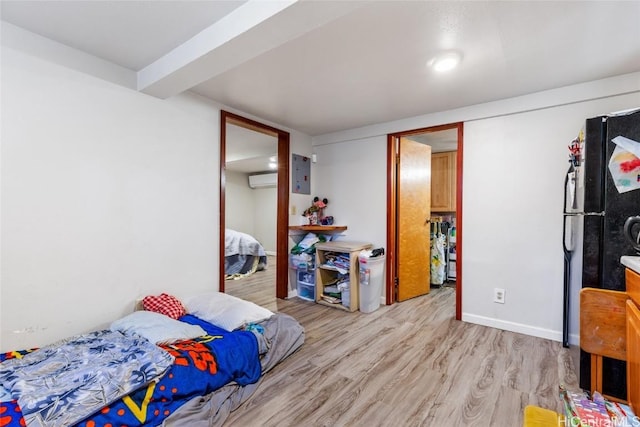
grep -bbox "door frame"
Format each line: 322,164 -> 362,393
386,122 -> 463,320
219,110 -> 290,299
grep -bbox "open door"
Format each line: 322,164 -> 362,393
220,111 -> 290,299
397,137 -> 432,301
387,123 -> 463,318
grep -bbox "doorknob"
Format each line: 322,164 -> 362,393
424,218 -> 431,225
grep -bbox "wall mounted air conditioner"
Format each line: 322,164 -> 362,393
248,173 -> 277,189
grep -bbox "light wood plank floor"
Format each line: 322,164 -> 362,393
226,262 -> 577,426
225,255 -> 278,312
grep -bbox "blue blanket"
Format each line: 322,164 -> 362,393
0,330 -> 174,427
0,315 -> 261,427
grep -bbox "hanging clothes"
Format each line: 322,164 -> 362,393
430,220 -> 446,285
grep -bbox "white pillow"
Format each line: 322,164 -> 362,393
110,310 -> 206,345
184,292 -> 274,332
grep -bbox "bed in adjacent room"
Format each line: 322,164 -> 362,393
0,292 -> 304,427
225,229 -> 269,279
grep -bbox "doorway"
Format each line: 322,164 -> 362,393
219,111 -> 290,300
386,122 -> 463,320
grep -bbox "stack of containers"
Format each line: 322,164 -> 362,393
291,253 -> 315,301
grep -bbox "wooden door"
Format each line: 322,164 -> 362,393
397,137 -> 432,301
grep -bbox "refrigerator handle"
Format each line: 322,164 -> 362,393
563,167 -> 571,254
563,215 -> 570,254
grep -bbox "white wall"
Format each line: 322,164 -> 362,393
224,171 -> 278,253
252,187 -> 277,253
1,47 -> 219,351
313,137 -> 387,247
462,96 -> 639,342
225,170 -> 256,235
224,171 -> 277,253
313,74 -> 640,344
0,29 -> 313,351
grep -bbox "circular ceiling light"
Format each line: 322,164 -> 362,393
428,51 -> 462,72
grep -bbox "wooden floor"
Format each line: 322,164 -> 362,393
225,261 -> 577,426
225,255 -> 279,312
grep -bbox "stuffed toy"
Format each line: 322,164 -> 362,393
303,197 -> 331,225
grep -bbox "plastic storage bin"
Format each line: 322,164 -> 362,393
296,263 -> 316,301
297,282 -> 315,301
342,288 -> 350,309
358,253 -> 386,313
290,253 -> 314,269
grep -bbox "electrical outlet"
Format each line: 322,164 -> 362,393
494,288 -> 505,304
290,205 -> 297,215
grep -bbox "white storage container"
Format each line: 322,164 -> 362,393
358,254 -> 386,313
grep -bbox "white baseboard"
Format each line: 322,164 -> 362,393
265,251 -> 277,256
462,313 -> 579,346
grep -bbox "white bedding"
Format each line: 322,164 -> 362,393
225,229 -> 266,257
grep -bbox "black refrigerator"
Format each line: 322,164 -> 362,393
563,108 -> 640,400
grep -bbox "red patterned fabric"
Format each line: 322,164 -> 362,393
142,293 -> 186,319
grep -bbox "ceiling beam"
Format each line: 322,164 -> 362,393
137,0 -> 363,99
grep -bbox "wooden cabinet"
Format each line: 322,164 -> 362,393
627,268 -> 640,413
431,151 -> 456,212
315,241 -> 372,312
580,265 -> 640,406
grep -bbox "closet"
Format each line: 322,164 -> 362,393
430,217 -> 456,285
430,150 -> 457,285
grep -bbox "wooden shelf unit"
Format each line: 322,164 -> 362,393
288,225 -> 347,234
315,241 -> 372,312
288,225 -> 347,245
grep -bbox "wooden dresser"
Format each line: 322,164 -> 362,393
579,255 -> 640,410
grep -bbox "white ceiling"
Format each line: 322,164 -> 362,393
408,129 -> 458,153
0,1 -> 248,70
2,0 -> 640,138
225,123 -> 278,173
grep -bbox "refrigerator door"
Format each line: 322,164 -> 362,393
602,111 -> 640,291
582,117 -> 606,288
582,111 -> 640,291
